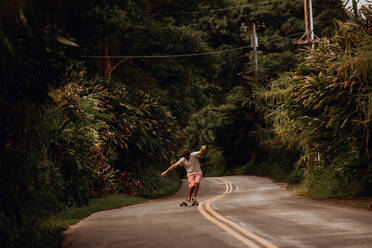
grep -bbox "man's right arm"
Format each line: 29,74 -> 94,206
161,161 -> 180,176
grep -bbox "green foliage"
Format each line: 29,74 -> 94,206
306,153 -> 370,198
185,86 -> 259,170
1,0 -> 365,247
45,194 -> 146,231
1,82 -> 114,247
0,76 -> 180,247
182,0 -> 346,180
0,2 -> 82,245
236,160 -> 304,184
0,0 -> 78,104
201,149 -> 227,177
135,167 -> 181,199
256,5 -> 372,196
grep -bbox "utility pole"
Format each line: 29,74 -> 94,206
251,23 -> 259,86
304,0 -> 314,47
295,0 -> 315,48
306,0 -> 318,161
240,21 -> 260,86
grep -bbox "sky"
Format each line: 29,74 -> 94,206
343,0 -> 370,8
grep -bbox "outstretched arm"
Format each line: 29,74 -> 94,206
161,162 -> 179,176
197,145 -> 207,157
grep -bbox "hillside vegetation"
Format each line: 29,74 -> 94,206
1,0 -> 371,247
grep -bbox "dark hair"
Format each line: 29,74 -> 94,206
182,150 -> 190,161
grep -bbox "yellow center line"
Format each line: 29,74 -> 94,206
198,201 -> 261,248
198,177 -> 279,248
212,178 -> 279,248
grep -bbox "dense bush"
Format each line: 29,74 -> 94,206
0,1 -> 365,247
185,86 -> 259,171
0,77 -> 183,247
256,5 -> 372,197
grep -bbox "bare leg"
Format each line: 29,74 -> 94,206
193,183 -> 200,198
188,185 -> 195,200
193,174 -> 202,199
187,174 -> 195,200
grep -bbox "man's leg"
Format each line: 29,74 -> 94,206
187,174 -> 196,200
192,173 -> 202,198
187,186 -> 194,200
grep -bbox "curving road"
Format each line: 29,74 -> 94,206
63,176 -> 372,248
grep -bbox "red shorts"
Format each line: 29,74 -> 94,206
187,173 -> 202,187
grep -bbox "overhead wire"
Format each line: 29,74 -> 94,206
82,1 -> 302,60
152,1 -> 272,15
82,32 -> 304,60
81,1 -> 296,60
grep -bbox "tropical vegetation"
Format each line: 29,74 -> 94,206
255,4 -> 372,197
1,0 -> 371,247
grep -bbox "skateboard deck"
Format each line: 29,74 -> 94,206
180,201 -> 199,207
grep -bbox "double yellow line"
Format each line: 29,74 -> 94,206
198,178 -> 279,248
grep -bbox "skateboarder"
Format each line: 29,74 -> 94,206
161,145 -> 207,205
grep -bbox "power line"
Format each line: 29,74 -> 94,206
82,32 -> 303,60
151,1 -> 272,15
83,46 -> 250,59
262,32 -> 304,44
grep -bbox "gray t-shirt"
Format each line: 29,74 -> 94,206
176,152 -> 202,176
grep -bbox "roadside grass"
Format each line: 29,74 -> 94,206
227,160 -> 372,211
288,183 -> 372,210
287,182 -> 307,196
135,168 -> 181,198
349,199 -> 372,210
49,194 -> 146,228
40,194 -> 146,248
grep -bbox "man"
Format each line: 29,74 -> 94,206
161,145 -> 207,204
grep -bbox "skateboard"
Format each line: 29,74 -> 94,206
180,201 -> 199,207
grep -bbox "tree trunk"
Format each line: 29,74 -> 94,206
104,40 -> 112,83
97,38 -> 105,77
98,39 -> 129,82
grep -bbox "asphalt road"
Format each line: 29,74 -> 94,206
63,176 -> 372,248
